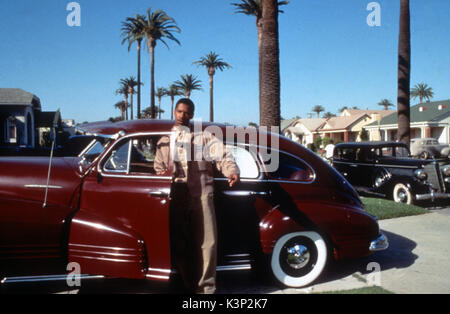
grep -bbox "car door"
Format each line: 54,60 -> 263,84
214,144 -> 268,268
0,156 -> 82,276
332,147 -> 359,185
70,133 -> 173,280
351,147 -> 375,189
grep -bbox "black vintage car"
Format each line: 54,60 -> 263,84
331,141 -> 450,204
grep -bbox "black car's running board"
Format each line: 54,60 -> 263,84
355,186 -> 385,198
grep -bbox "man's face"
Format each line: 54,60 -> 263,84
174,102 -> 193,126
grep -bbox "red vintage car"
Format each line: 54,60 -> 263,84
0,120 -> 388,288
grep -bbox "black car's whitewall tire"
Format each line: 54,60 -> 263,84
393,183 -> 413,204
271,231 -> 327,287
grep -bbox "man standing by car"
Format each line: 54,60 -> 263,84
154,98 -> 240,294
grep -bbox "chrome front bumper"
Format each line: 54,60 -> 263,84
415,192 -> 450,201
369,233 -> 389,252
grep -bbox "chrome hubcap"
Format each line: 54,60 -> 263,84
286,244 -> 310,269
398,189 -> 407,202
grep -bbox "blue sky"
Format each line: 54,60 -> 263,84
1,0 -> 449,126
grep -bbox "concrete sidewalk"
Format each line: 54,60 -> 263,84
281,207 -> 450,294
372,207 -> 450,293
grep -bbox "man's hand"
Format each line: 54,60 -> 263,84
228,173 -> 240,187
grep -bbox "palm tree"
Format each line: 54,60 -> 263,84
155,87 -> 168,119
232,0 -> 289,119
121,14 -> 146,119
411,83 -> 434,104
166,84 -> 183,120
312,105 -> 325,118
338,106 -> 349,114
142,106 -> 153,119
114,100 -> 127,120
140,8 -> 181,119
174,74 -> 202,99
323,112 -> 336,119
378,99 -> 394,110
120,77 -> 140,120
115,84 -> 129,120
193,52 -> 231,122
259,0 -> 282,130
397,0 -> 411,147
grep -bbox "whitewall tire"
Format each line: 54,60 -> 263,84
393,183 -> 413,204
271,231 -> 328,288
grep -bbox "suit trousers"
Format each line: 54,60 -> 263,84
170,183 -> 218,294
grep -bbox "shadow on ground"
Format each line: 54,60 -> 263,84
318,229 -> 417,286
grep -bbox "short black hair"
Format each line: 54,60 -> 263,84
175,98 -> 195,114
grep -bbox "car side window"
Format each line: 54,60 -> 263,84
267,152 -> 313,182
341,148 -> 356,161
102,135 -> 167,175
355,148 -> 366,161
104,139 -> 130,172
226,145 -> 259,179
395,146 -> 409,157
380,147 -> 394,157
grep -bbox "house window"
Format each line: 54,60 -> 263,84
5,118 -> 17,144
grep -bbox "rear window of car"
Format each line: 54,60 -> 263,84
334,148 -> 356,161
267,151 -> 314,182
226,145 -> 259,179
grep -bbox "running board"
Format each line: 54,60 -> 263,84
1,274 -> 104,284
2,265 -> 252,284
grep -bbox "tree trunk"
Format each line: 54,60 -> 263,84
170,96 -> 174,120
260,0 -> 281,132
124,94 -> 129,120
150,41 -> 156,119
137,40 -> 142,119
257,18 -> 263,123
209,74 -> 214,122
158,97 -> 161,119
397,0 -> 411,147
129,87 -> 134,120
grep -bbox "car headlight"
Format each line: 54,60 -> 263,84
442,166 -> 450,177
414,169 -> 428,181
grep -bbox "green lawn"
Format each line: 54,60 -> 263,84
361,197 -> 428,220
318,286 -> 394,294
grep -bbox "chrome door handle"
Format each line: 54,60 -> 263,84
250,191 -> 268,196
149,190 -> 170,197
222,191 -> 268,196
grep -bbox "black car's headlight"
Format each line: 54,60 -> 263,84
414,169 -> 428,181
442,166 -> 450,177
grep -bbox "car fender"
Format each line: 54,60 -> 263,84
258,207 -> 306,254
68,209 -> 147,279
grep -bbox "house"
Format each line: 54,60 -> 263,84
0,88 -> 63,149
282,118 -> 325,146
319,109 -> 395,142
282,109 -> 396,146
364,100 -> 450,143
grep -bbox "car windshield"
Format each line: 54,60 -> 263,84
80,138 -> 111,164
